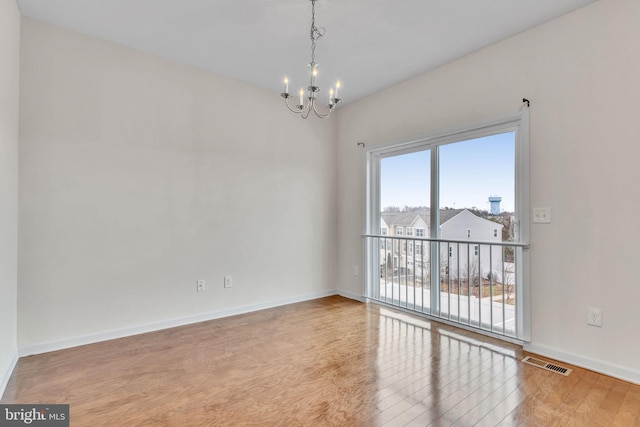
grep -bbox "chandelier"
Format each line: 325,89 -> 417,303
280,0 -> 342,119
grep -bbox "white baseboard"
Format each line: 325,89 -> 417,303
337,289 -> 365,302
524,343 -> 640,385
0,348 -> 19,399
19,290 -> 339,357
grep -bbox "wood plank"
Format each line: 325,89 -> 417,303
611,385 -> 640,426
2,296 -> 639,426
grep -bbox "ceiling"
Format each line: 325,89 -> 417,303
16,0 -> 598,104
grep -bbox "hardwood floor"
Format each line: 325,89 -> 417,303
2,296 -> 639,426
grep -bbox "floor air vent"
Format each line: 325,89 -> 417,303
521,356 -> 572,376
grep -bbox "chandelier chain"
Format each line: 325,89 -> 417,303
309,0 -> 325,67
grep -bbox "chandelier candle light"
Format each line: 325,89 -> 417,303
281,0 -> 342,119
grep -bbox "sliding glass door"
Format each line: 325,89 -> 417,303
365,115 -> 529,340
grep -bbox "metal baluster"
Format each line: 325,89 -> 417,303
381,237 -> 384,301
514,246 -> 518,336
405,239 -> 408,308
391,238 -> 395,304
457,242 -> 461,323
447,242 -> 452,320
489,244 -> 494,332
413,240 -> 416,311
478,244 -> 482,329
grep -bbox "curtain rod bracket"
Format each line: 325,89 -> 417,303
522,98 -> 530,107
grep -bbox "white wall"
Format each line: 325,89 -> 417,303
337,0 -> 640,382
440,211 -> 501,242
18,18 -> 337,351
0,0 -> 20,394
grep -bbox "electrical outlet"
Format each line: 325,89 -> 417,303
587,308 -> 602,327
354,266 -> 360,276
196,280 -> 205,292
224,275 -> 233,288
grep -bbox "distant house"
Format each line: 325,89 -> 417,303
380,209 -> 509,284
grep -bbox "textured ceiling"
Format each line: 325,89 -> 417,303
17,0 -> 599,104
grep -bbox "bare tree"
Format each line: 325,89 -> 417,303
461,257 -> 481,297
503,269 -> 515,304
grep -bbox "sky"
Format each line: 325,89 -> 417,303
380,132 -> 515,212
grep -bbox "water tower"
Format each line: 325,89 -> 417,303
488,196 -> 502,215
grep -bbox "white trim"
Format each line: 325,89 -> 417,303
364,112 -> 525,155
515,107 -> 531,342
365,149 -> 382,300
18,290 -> 338,357
524,343 -> 640,385
337,289 -> 365,302
0,348 -> 19,398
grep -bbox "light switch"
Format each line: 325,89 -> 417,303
532,207 -> 551,223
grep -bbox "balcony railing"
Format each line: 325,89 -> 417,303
363,234 -> 529,338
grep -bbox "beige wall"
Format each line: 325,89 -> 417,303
0,0 -> 20,392
18,18 -> 337,351
337,0 -> 640,382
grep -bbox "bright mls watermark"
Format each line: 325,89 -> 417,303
0,405 -> 68,426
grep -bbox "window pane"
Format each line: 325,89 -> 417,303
380,150 -> 430,212
439,132 -> 515,242
438,132 -> 516,330
379,150 -> 431,311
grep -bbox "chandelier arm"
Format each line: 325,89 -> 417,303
283,96 -> 309,114
301,105 -> 311,119
311,101 -> 332,118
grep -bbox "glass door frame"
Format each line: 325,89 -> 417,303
364,111 -> 531,341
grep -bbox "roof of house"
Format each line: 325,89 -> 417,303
381,208 -> 466,228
